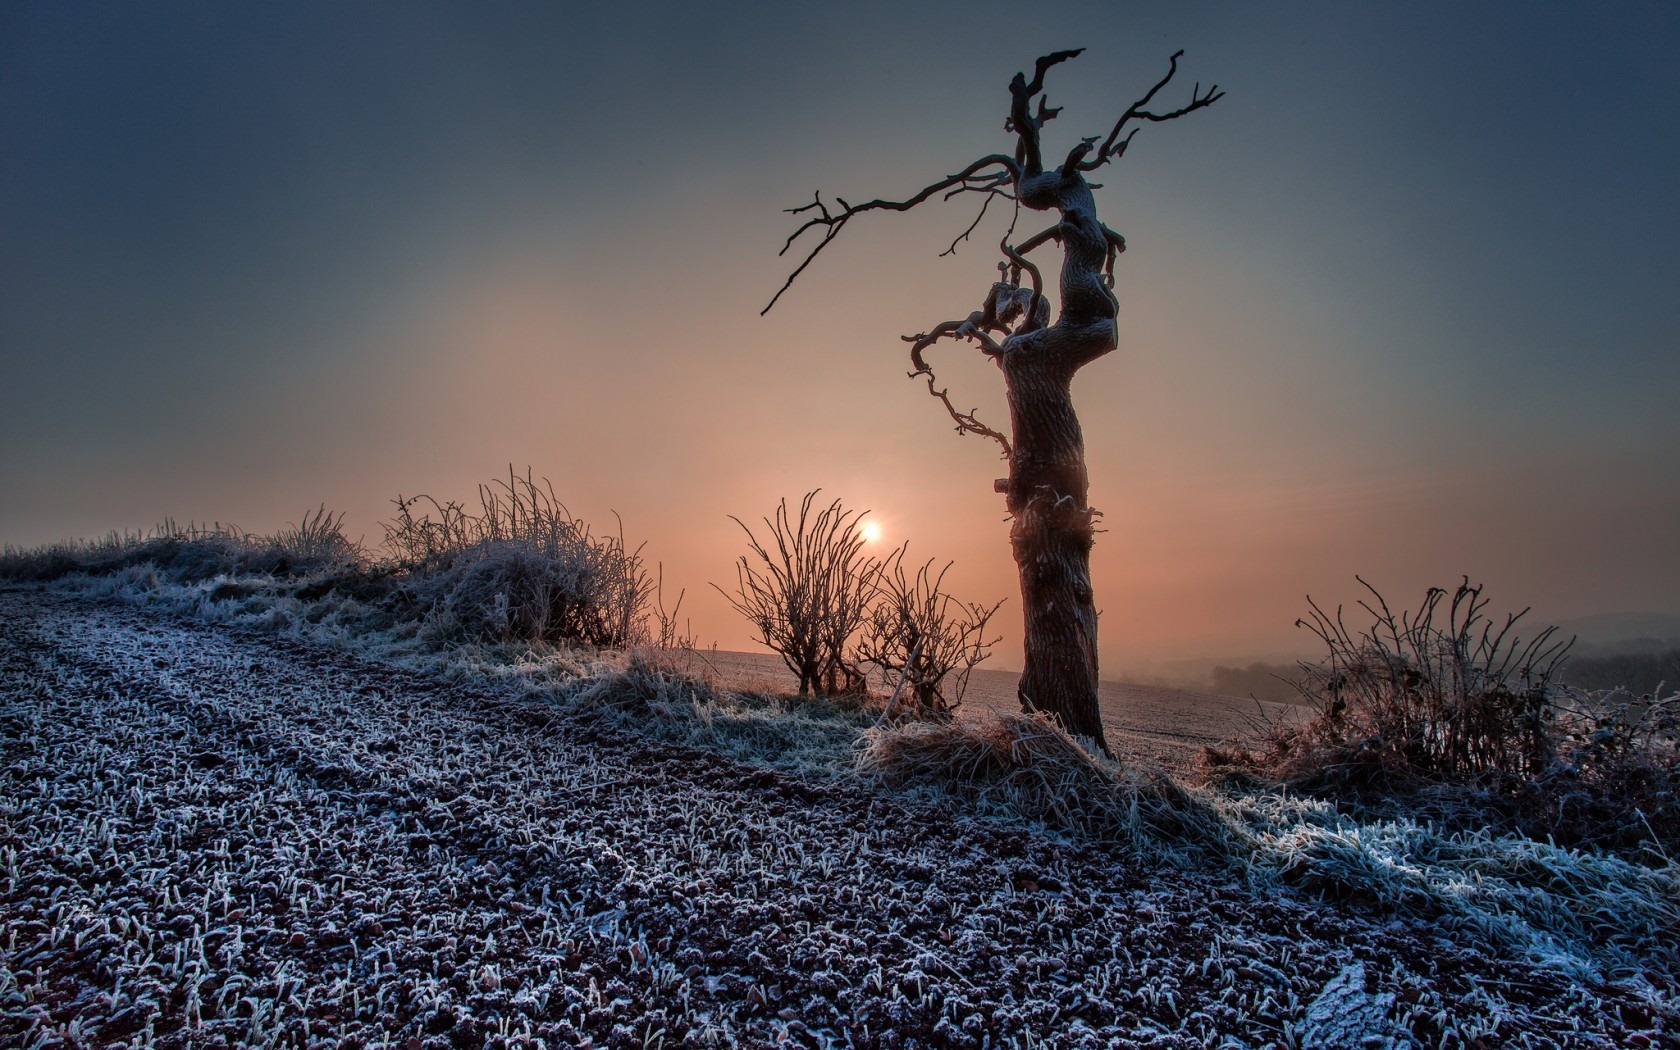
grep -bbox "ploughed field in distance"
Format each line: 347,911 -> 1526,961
0,589 -> 1667,1048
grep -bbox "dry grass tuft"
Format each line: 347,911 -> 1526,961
858,713 -> 1241,861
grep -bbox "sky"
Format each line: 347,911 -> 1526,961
3,1 -> 1677,678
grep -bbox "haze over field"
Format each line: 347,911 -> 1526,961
3,2 -> 1677,674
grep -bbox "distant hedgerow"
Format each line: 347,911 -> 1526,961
0,507 -> 361,583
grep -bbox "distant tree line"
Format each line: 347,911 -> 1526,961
1209,662 -> 1306,705
1558,648 -> 1680,697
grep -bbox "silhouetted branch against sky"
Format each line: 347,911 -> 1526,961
763,49 -> 1221,316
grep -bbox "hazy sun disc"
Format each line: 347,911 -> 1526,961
860,521 -> 882,543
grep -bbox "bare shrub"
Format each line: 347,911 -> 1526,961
1280,577 -> 1571,786
854,549 -> 1002,717
384,468 -> 654,649
715,491 -> 882,696
648,564 -> 695,652
1210,576 -> 1680,856
1531,684 -> 1680,855
381,493 -> 476,571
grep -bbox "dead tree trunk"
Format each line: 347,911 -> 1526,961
766,50 -> 1221,754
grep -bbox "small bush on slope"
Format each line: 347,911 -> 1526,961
853,549 -> 1004,718
1207,577 -> 1680,857
383,469 -> 654,648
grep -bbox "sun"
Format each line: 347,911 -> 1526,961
859,520 -> 882,544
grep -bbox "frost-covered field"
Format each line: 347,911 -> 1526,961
1,590 -> 1671,1048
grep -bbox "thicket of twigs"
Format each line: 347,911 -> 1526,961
714,492 -> 880,697
716,491 -> 1002,712
855,550 -> 1003,718
1205,578 -> 1680,856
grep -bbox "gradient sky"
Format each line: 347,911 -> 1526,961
4,2 -> 1677,676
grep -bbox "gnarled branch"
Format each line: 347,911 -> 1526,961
1082,50 -> 1223,172
902,323 -> 1011,456
916,370 -> 1011,456
1006,48 -> 1085,176
762,154 -> 1019,314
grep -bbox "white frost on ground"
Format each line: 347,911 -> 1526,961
1298,962 -> 1397,1049
1,587 -> 1672,1048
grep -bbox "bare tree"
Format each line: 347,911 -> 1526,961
765,50 -> 1222,752
716,491 -> 882,696
854,549 -> 1004,717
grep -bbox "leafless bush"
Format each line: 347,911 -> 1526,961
244,506 -> 364,576
854,549 -> 1002,717
381,493 -> 475,571
1205,577 -> 1680,855
1280,577 -> 1571,785
1534,684 -> 1680,854
715,491 -> 881,696
383,468 -> 654,648
649,563 -> 695,651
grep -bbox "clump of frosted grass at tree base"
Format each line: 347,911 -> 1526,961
856,711 -> 1243,864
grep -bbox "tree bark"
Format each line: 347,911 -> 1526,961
1000,179 -> 1116,753
1003,358 -> 1105,747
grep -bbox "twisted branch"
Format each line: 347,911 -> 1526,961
762,155 -> 1019,314
1007,48 -> 1085,176
917,370 -> 1011,456
902,322 -> 1011,456
764,50 -> 1220,316
1081,50 -> 1224,172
